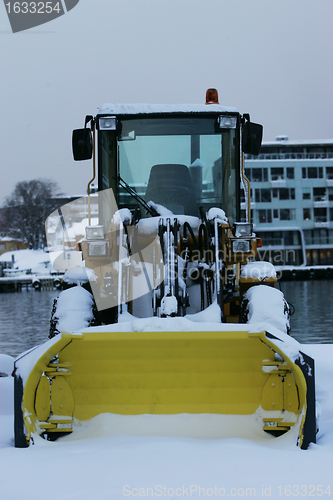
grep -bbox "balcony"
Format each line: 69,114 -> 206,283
314,218 -> 330,228
313,199 -> 329,208
270,179 -> 287,188
253,152 -> 333,160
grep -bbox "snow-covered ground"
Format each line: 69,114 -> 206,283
0,342 -> 332,499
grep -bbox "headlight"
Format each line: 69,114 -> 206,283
99,116 -> 117,130
232,239 -> 251,253
87,241 -> 108,256
218,115 -> 237,129
85,225 -> 104,240
233,222 -> 253,238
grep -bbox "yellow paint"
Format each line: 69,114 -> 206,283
23,329 -> 307,447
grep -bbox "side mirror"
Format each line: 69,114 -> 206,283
72,128 -> 93,161
242,121 -> 263,155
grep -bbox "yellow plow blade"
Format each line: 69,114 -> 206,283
14,329 -> 315,449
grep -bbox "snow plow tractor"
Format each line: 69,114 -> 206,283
14,89 -> 317,449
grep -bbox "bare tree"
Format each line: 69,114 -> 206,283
3,179 -> 62,248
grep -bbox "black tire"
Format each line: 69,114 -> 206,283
49,286 -> 101,339
239,285 -> 291,335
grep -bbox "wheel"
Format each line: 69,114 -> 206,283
49,286 -> 100,339
239,285 -> 291,335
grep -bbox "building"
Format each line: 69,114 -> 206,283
243,137 -> 333,267
0,236 -> 27,256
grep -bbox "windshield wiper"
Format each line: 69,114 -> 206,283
115,175 -> 160,217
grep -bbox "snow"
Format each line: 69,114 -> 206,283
147,201 -> 174,217
190,158 -> 205,168
0,280 -> 332,498
206,207 -> 228,224
0,343 -> 332,499
112,208 -> 132,225
241,261 -> 277,279
62,266 -> 97,286
84,302 -> 250,335
14,336 -> 61,385
52,286 -> 96,335
138,215 -> 201,232
0,249 -> 53,275
244,285 -> 289,334
0,354 -> 14,377
98,103 -> 238,116
160,295 -> 178,316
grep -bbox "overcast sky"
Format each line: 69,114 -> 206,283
1,0 -> 333,205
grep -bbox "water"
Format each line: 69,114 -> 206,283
279,280 -> 333,344
0,289 -> 59,357
0,281 -> 332,358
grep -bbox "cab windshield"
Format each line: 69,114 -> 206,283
99,115 -> 239,225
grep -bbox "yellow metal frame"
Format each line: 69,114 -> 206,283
22,329 -> 308,447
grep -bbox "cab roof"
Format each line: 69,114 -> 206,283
97,103 -> 238,116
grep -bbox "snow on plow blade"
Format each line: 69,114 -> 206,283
14,329 -> 316,449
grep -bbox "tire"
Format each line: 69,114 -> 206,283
239,285 -> 291,335
49,286 -> 101,339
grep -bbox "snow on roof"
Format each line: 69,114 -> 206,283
97,103 -> 238,115
262,137 -> 333,147
0,249 -> 51,270
0,236 -> 21,242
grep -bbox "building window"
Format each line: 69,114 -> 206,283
279,188 -> 295,200
326,166 -> 333,180
280,188 -> 289,200
240,209 -> 253,222
303,230 -> 312,245
252,168 -> 261,181
280,209 -> 291,220
255,189 -> 259,203
240,188 -> 253,203
313,187 -> 326,202
286,167 -> 294,179
261,188 -> 271,202
240,188 -> 245,203
302,166 -> 323,179
273,209 -> 279,219
303,189 -> 311,200
309,228 -> 329,244
271,167 -> 284,180
308,167 -> 318,179
304,229 -> 333,246
306,248 -> 333,266
272,188 -> 278,198
314,207 -> 327,223
329,188 -> 333,201
258,209 -> 272,223
303,208 -> 311,220
244,168 -> 251,181
251,168 -> 268,182
330,208 -> 333,222
255,188 -> 271,203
